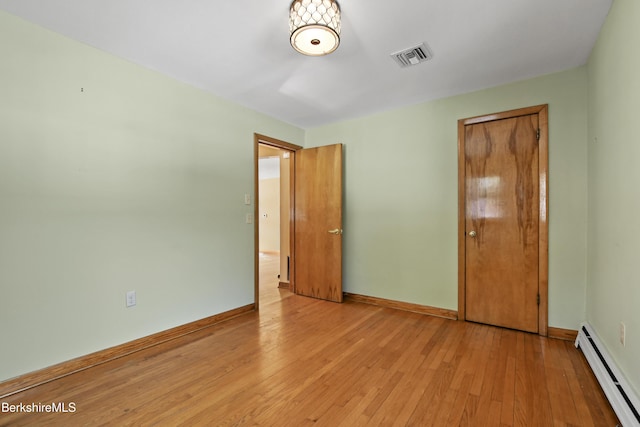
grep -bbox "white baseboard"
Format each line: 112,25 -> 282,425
575,322 -> 640,426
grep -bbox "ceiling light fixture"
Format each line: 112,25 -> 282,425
289,0 -> 341,56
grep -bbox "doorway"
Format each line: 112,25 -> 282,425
457,105 -> 548,335
254,135 -> 345,308
254,134 -> 301,310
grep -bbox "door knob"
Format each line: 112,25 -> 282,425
468,230 -> 477,237
328,229 -> 343,235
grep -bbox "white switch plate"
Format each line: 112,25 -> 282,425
246,213 -> 253,224
126,290 -> 136,307
620,322 -> 626,347
244,194 -> 251,205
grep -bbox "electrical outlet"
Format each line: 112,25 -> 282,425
246,213 -> 253,224
126,290 -> 136,308
619,322 -> 626,347
244,194 -> 251,205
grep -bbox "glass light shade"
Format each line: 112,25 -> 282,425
289,0 -> 341,56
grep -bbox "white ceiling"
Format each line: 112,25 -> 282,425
0,0 -> 612,129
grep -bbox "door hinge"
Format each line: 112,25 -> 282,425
537,294 -> 540,305
536,129 -> 540,140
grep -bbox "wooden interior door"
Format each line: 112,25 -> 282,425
294,144 -> 343,302
459,106 -> 548,333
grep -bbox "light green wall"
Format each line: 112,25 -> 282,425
587,0 -> 640,397
306,67 -> 589,329
0,11 -> 304,381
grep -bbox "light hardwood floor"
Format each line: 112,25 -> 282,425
0,253 -> 618,426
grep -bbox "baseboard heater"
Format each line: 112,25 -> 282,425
575,323 -> 640,426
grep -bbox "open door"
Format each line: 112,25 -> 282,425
294,144 -> 343,302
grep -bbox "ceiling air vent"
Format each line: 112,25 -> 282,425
390,43 -> 433,68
